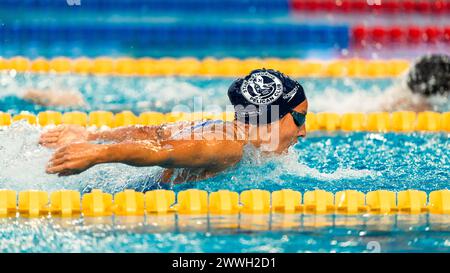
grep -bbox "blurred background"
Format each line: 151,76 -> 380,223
0,0 -> 449,59
0,1 -> 448,255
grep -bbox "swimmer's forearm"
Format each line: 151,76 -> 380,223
95,140 -> 243,169
96,142 -> 171,167
87,126 -> 169,142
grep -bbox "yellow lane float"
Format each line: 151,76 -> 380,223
145,190 -> 175,214
12,112 -> 37,125
18,190 -> 49,217
38,111 -> 63,127
0,112 -> 12,126
209,190 -> 240,214
0,57 -> 412,78
177,189 -> 208,214
113,189 -> 145,216
366,190 -> 397,214
62,111 -> 89,126
50,190 -> 81,217
240,189 -> 271,214
2,111 -> 448,132
81,189 -> 113,217
0,189 -> 448,218
89,111 -> 115,128
0,190 -> 17,217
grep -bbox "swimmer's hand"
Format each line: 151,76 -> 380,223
39,125 -> 89,148
46,143 -> 106,176
23,89 -> 87,108
46,139 -> 244,176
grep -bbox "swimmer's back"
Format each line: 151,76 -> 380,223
170,119 -> 236,140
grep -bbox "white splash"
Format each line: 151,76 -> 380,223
0,121 -> 162,193
236,144 -> 377,185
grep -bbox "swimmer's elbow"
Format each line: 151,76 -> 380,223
202,141 -> 243,168
160,140 -> 243,169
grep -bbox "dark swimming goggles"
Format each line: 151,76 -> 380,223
290,110 -> 307,127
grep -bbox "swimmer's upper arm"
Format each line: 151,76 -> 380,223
160,139 -> 244,169
101,139 -> 244,170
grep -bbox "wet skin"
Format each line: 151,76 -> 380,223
40,100 -> 308,182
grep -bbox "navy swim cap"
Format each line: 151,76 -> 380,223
227,68 -> 306,125
407,54 -> 450,97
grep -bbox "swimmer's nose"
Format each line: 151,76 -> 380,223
297,125 -> 306,138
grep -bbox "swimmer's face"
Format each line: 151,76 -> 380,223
274,100 -> 308,153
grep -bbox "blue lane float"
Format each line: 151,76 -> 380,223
0,0 -> 290,15
0,23 -> 349,58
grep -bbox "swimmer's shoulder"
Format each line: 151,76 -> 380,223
199,120 -> 242,140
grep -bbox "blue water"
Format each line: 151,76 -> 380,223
0,214 -> 449,253
0,73 -> 449,253
1,72 -> 448,115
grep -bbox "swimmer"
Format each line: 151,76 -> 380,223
39,69 -> 308,182
382,53 -> 449,112
22,88 -> 87,108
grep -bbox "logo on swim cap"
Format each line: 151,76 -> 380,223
240,71 -> 283,105
282,85 -> 298,102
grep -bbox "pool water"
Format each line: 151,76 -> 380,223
0,72 -> 449,253
1,71 -> 449,115
0,214 -> 449,253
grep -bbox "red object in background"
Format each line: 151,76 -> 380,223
337,0 -> 350,13
389,27 -> 405,43
425,27 -> 441,43
415,0 -> 431,13
317,0 -> 335,12
349,0 -> 366,12
290,0 -> 450,14
402,0 -> 416,13
352,26 -> 367,44
290,0 -> 304,10
431,0 -> 447,13
371,27 -> 386,43
351,25 -> 450,45
370,1 -> 382,14
408,26 -> 423,43
304,0 -> 319,11
444,27 -> 450,42
381,0 -> 400,14
290,0 -> 318,11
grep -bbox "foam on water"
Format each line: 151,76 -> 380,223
0,122 -> 379,194
270,145 -> 377,181
0,72 -> 230,114
0,121 -> 163,193
175,131 -> 449,193
0,122 -> 448,195
0,73 -> 448,195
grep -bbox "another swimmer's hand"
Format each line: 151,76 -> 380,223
39,125 -> 90,148
23,89 -> 87,107
46,143 -> 107,176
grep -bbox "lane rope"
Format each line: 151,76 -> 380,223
1,189 -> 448,217
1,110 -> 449,132
0,57 -> 410,77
